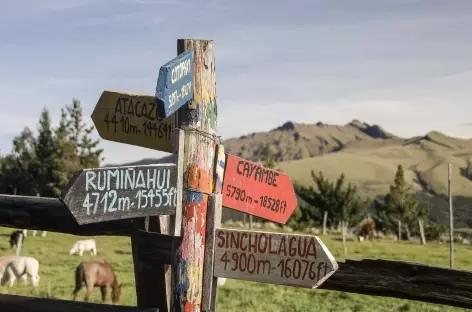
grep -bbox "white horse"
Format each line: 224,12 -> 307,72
69,239 -> 97,256
0,256 -> 40,287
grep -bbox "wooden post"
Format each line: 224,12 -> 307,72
201,194 -> 222,312
341,220 -> 347,257
130,130 -> 184,311
418,219 -> 426,245
172,39 -> 217,312
323,211 -> 328,235
448,163 -> 454,269
33,193 -> 39,237
131,217 -> 172,310
398,220 -> 402,241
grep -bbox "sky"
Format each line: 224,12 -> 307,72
1,0 -> 472,164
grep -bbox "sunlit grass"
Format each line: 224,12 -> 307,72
0,225 -> 470,311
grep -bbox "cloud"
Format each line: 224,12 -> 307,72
2,0 -> 472,164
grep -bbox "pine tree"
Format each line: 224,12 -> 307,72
31,109 -> 63,197
260,143 -> 278,170
66,99 -> 103,169
375,164 -> 424,238
295,171 -> 368,229
0,127 -> 38,195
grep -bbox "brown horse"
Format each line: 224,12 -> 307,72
358,217 -> 376,241
72,259 -> 122,304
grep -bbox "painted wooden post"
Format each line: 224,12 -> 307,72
172,39 -> 217,312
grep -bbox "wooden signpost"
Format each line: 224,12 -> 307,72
221,154 -> 298,224
91,90 -> 175,152
61,164 -> 178,225
155,50 -> 194,118
212,229 -> 338,288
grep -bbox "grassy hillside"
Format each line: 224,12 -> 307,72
113,119 -> 472,227
0,226 -> 470,311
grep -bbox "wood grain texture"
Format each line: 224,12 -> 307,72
201,194 -> 222,312
0,293 -> 158,312
0,194 -> 142,236
172,39 -> 217,312
131,217 -> 176,311
92,90 -> 175,153
61,164 -> 178,225
320,259 -> 472,310
171,129 -> 185,237
213,229 -> 338,288
212,145 -> 225,194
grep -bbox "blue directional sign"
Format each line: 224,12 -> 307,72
155,50 -> 194,118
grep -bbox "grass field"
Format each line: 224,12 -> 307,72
0,225 -> 471,312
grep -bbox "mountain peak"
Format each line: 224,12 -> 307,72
272,121 -> 296,131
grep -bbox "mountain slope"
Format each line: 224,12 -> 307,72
110,120 -> 472,198
223,119 -> 403,162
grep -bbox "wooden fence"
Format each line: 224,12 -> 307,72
1,194 -> 472,311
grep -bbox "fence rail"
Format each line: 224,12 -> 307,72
0,294 -> 159,312
322,259 -> 472,309
1,193 -> 472,310
0,194 -> 144,236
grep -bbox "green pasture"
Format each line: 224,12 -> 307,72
0,225 -> 471,311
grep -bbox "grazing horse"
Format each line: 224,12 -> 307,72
72,259 -> 122,304
358,218 -> 376,241
9,230 -> 25,249
0,256 -> 40,287
69,239 -> 97,256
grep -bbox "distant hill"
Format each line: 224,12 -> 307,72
109,119 -> 472,228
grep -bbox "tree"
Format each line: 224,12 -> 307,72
0,98 -> 104,197
65,99 -> 103,169
0,127 -> 37,195
260,143 -> 278,170
295,171 -> 369,230
375,164 -> 426,239
30,108 -> 64,197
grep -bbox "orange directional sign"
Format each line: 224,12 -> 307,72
222,154 -> 297,224
91,90 -> 175,153
213,229 -> 338,288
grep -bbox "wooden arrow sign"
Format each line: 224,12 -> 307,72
155,50 -> 194,118
222,154 -> 297,224
91,90 -> 175,153
61,164 -> 178,225
213,229 -> 338,288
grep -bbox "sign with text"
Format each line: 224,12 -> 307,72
213,229 -> 338,288
91,90 -> 175,153
61,164 -> 178,225
155,50 -> 194,118
222,154 -> 297,224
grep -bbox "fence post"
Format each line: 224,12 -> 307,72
448,163 -> 454,269
323,211 -> 328,235
418,219 -> 426,245
172,39 -> 217,312
398,220 -> 401,241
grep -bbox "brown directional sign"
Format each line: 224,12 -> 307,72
60,164 -> 178,225
91,90 -> 175,152
213,229 -> 338,288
